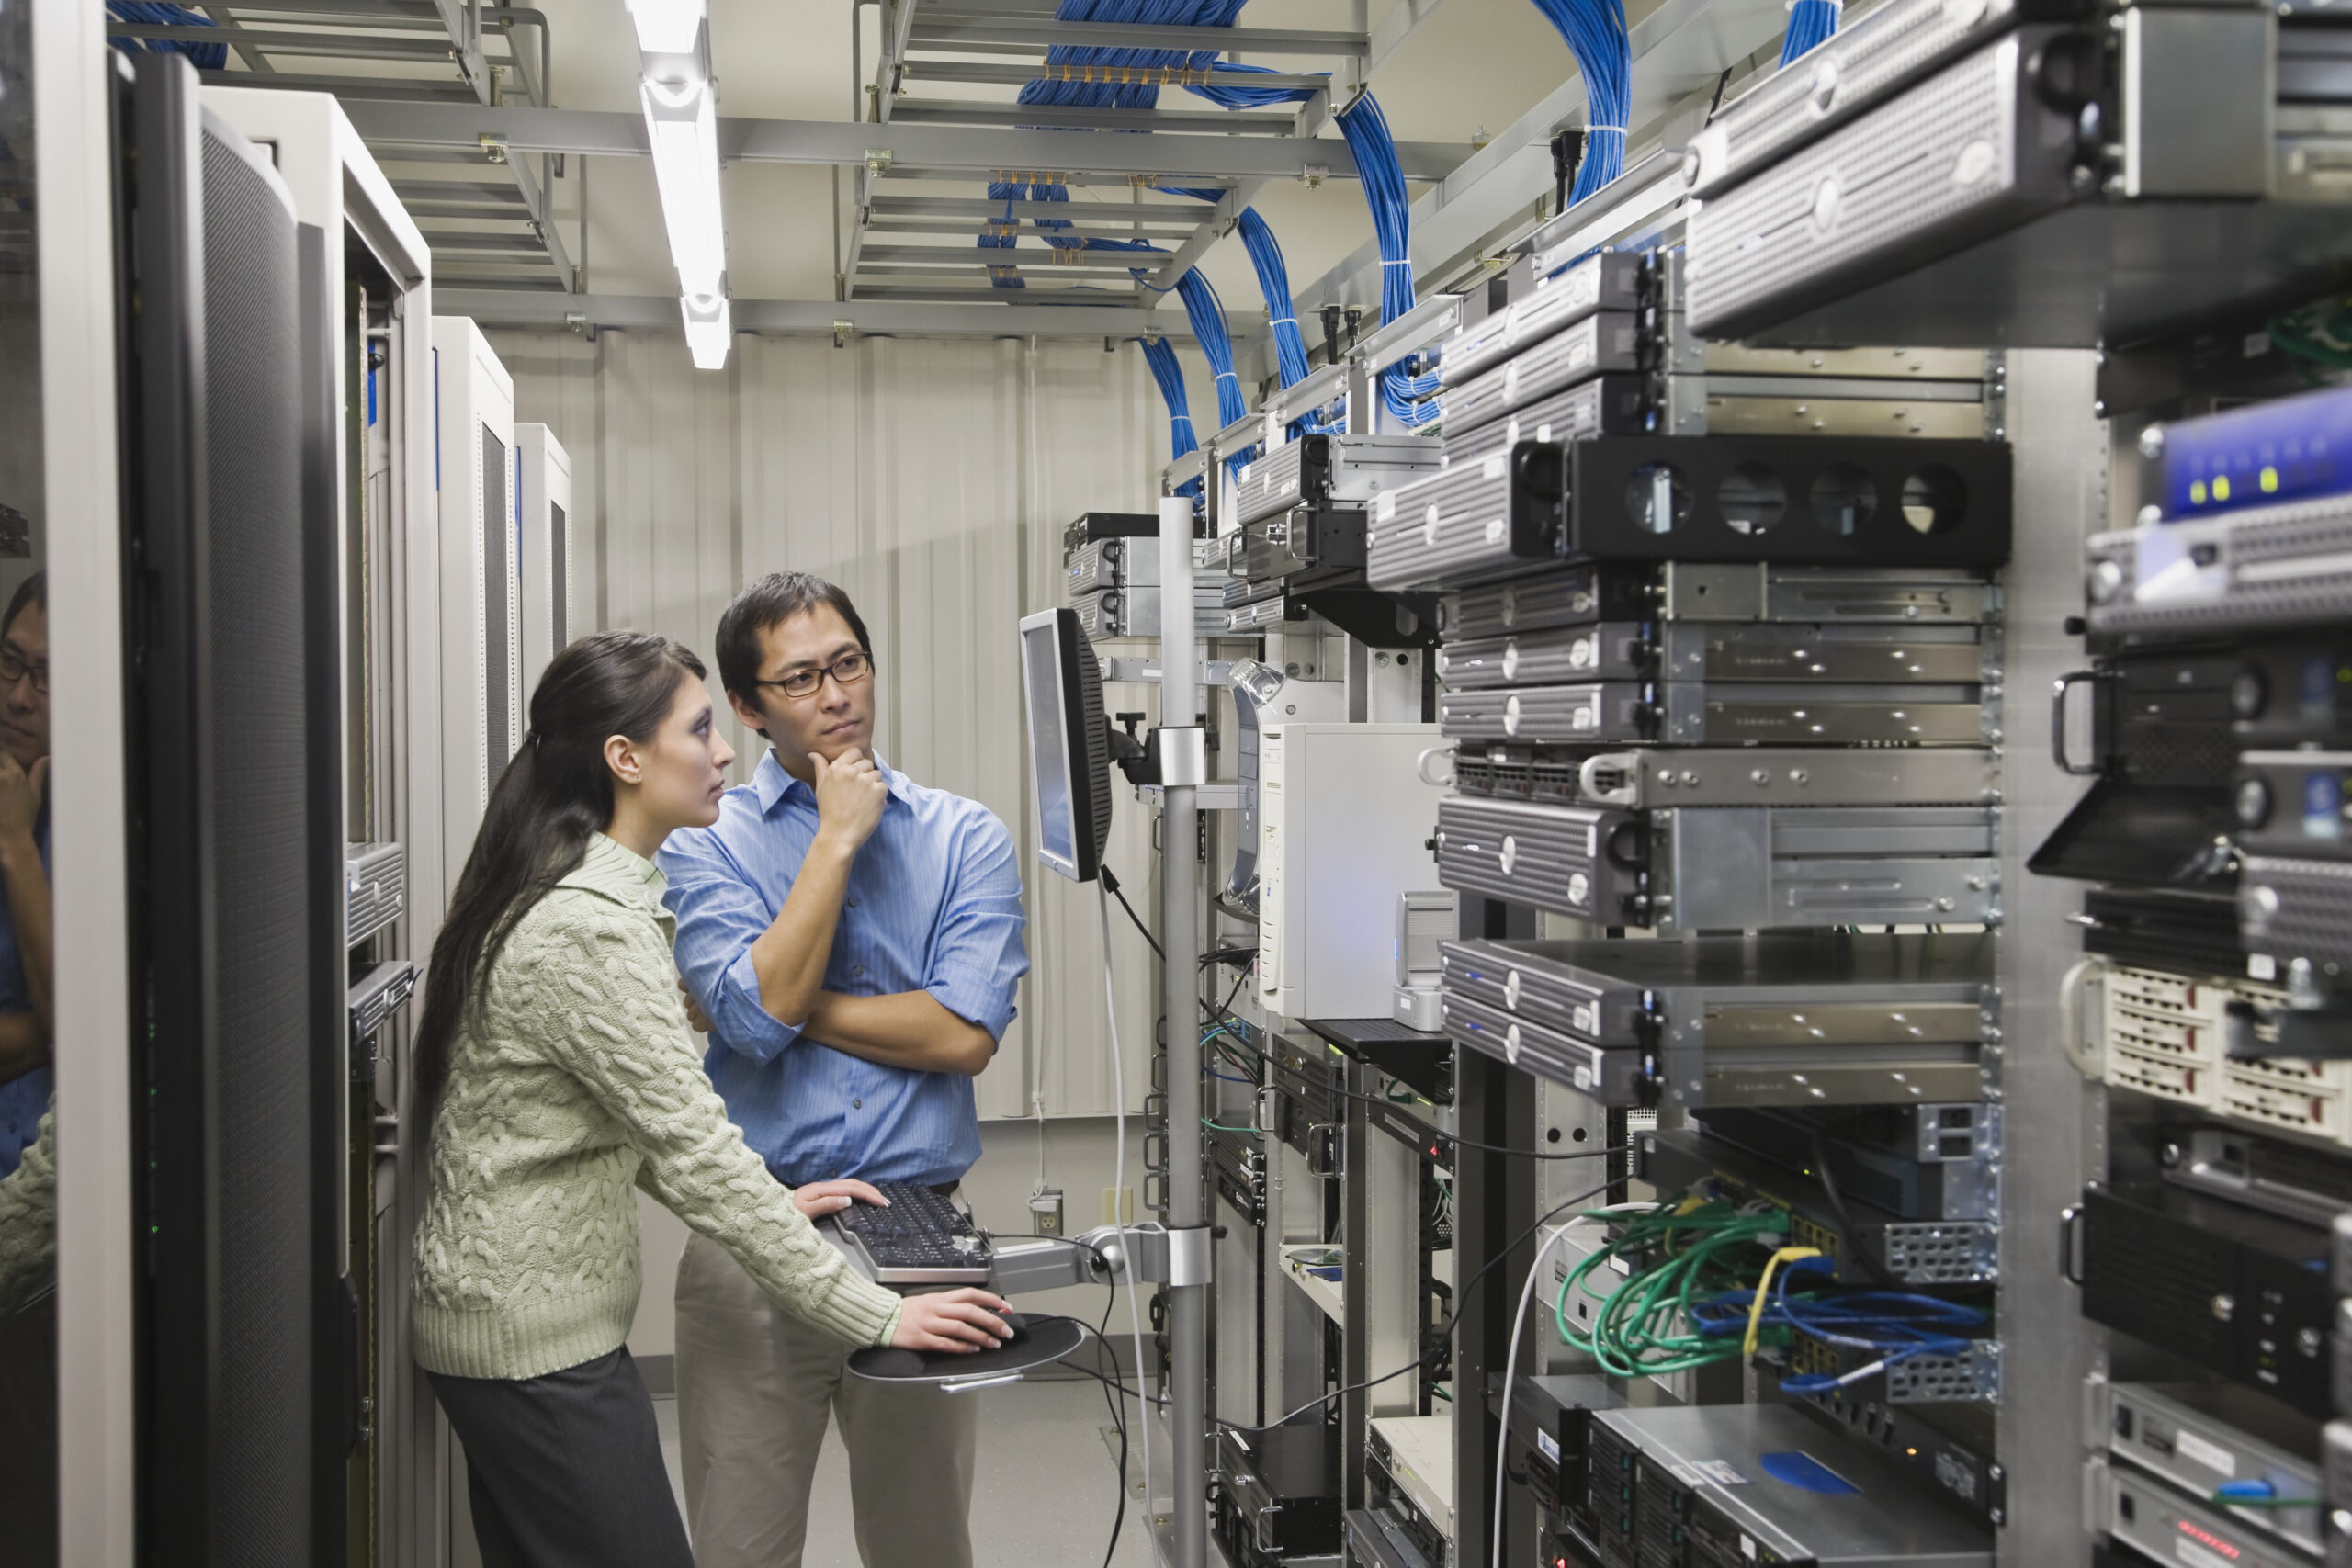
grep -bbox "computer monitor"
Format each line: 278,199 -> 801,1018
1018,606 -> 1114,882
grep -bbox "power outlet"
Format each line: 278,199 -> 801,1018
1030,1187 -> 1065,1237
1102,1186 -> 1135,1225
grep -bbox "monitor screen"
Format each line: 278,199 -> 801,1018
1019,606 -> 1110,882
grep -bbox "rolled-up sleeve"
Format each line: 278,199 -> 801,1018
924,811 -> 1030,1042
660,829 -> 804,1066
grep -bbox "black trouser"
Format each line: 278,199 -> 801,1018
427,1347 -> 695,1568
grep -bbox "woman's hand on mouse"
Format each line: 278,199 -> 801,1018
890,1288 -> 1014,1353
789,1178 -> 886,1222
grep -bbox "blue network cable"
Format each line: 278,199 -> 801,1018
1139,335 -> 1204,498
1237,209 -> 1311,389
1335,94 -> 1442,428
107,2 -> 227,69
1689,1257 -> 1987,1393
1527,0 -> 1633,204
1781,0 -> 1841,64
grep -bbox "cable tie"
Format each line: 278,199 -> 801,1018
1271,317 -> 1297,329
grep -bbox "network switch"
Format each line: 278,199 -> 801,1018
1779,1382 -> 2004,1523
1439,678 -> 1989,746
2146,381 -> 2352,523
1433,795 -> 2000,930
1692,1103 -> 2000,1224
1448,743 -> 1998,811
1644,1125 -> 2001,1286
1439,251 -> 1645,389
1443,932 -> 1993,1109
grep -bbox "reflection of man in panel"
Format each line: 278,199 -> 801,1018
0,573 -> 53,1179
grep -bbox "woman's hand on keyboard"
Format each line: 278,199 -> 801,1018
891,1289 -> 1014,1353
791,1178 -> 886,1222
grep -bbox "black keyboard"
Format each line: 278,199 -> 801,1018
823,1180 -> 994,1284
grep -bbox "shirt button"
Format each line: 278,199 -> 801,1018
853,1099 -> 863,1110
852,964 -> 865,978
847,897 -> 858,908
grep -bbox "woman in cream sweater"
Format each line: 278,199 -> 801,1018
410,631 -> 1011,1568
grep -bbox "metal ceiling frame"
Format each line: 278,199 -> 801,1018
839,0 -> 1448,308
435,286 -> 1203,340
332,100 -> 1468,180
108,0 -> 579,291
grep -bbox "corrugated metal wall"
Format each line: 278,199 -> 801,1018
485,326 -> 1178,1121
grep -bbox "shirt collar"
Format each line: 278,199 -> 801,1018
559,832 -> 670,911
753,748 -> 918,815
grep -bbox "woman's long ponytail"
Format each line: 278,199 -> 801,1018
411,631 -> 707,1130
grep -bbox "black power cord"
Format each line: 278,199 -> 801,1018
1042,1176 -> 1625,1438
1810,1130 -> 1903,1290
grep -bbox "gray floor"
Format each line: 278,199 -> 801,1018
650,1379 -> 1161,1567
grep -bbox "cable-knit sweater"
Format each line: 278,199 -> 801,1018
412,833 -> 904,1380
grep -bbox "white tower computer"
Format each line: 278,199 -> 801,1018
514,422 -> 573,702
432,316 -> 520,859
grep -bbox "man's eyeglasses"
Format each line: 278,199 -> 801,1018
754,650 -> 872,702
0,649 -> 47,696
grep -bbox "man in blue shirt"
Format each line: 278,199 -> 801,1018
0,573 -> 54,1180
661,571 -> 1028,1568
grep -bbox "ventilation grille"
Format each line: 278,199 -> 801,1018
201,118 -> 314,1563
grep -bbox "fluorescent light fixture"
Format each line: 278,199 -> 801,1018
639,76 -> 727,299
624,0 -> 704,54
681,291 -> 732,371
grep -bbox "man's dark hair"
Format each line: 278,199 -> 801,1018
716,572 -> 874,704
2,573 -> 44,639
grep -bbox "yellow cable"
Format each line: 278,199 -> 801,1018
1743,1247 -> 1822,1359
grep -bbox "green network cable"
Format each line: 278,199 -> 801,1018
1553,1199 -> 1787,1381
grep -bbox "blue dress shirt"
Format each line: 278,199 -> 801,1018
660,750 -> 1029,1189
0,813 -> 51,1179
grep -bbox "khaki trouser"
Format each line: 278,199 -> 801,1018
673,1230 -> 979,1568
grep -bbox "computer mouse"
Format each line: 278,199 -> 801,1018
996,1310 -> 1031,1347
